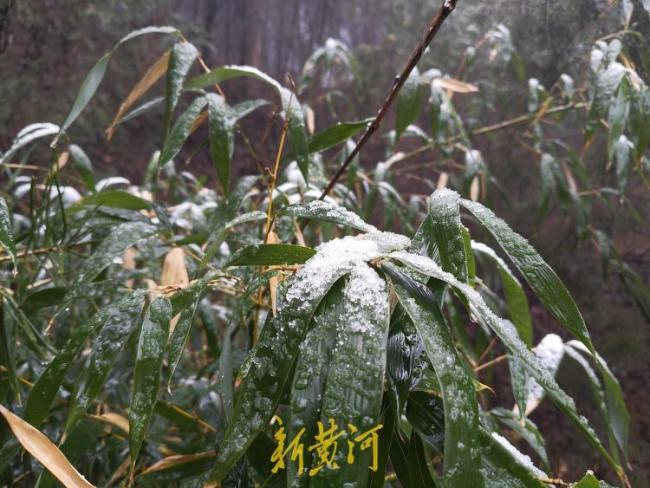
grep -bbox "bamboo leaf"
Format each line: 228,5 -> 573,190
426,188 -> 468,282
472,241 -> 533,347
280,200 -> 377,233
129,296 -> 172,465
566,340 -> 629,460
287,280 -> 344,485
207,238 -> 361,482
137,452 -> 215,486
206,94 -> 234,194
186,65 -> 311,179
0,404 -> 95,488
228,244 -> 316,267
310,264 -> 390,487
1,123 -> 59,164
106,50 -> 171,140
396,67 -> 422,141
53,26 -> 179,145
460,198 -> 594,353
164,42 -> 199,131
388,251 -> 626,484
384,263 -> 483,487
64,293 -> 146,432
0,197 -> 16,270
158,96 -> 207,168
308,119 -> 371,153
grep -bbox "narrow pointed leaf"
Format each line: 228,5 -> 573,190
384,263 -> 483,488
461,199 -> 594,353
106,49 -> 170,140
0,405 -> 95,488
280,200 -> 377,233
308,119 -> 371,153
65,293 -> 146,432
228,244 -> 316,267
129,296 -> 172,465
158,96 -> 207,167
427,189 -> 468,282
0,197 -> 16,269
396,67 -> 422,141
310,264 -> 390,487
207,237 -> 370,482
287,280 -> 345,485
389,251 -> 625,482
472,241 -> 533,347
53,26 -> 179,145
1,123 -> 59,164
206,94 -> 234,193
164,42 -> 199,130
566,340 -> 629,460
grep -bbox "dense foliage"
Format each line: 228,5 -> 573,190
0,1 -> 648,487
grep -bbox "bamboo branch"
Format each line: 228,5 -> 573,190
318,0 -> 460,200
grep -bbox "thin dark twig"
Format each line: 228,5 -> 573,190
318,0 -> 460,200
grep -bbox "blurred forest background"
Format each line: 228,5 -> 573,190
0,0 -> 648,484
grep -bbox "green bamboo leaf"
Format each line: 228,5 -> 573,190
70,221 -> 157,290
186,65 -> 311,180
407,432 -> 439,488
389,251 -> 625,483
0,197 -> 16,270
120,96 -> 164,125
26,292 -> 145,428
571,471 -> 615,487
68,144 -> 95,191
472,241 -> 532,347
630,86 -> 650,160
479,428 -> 548,487
65,292 -> 146,432
460,198 -> 594,353
310,264 -> 390,487
384,263 -> 482,487
207,239 -> 360,482
200,176 -> 259,267
405,391 -> 445,453
308,119 -> 371,153
280,200 -> 377,233
164,42 -> 199,131
167,300 -> 199,389
207,94 -> 234,194
287,279 -> 345,486
614,135 -> 633,194
52,26 -> 179,145
136,452 -> 216,486
0,123 -> 59,164
396,67 -> 422,141
426,189 -> 468,282
77,189 -> 152,210
566,340 -> 629,460
129,296 -> 172,465
490,407 -> 549,471
538,153 -> 556,220
228,243 -> 316,267
607,79 -> 630,162
158,96 -> 207,168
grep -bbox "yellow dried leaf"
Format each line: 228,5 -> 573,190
436,172 -> 449,190
141,451 -> 215,475
0,404 -> 95,488
161,248 -> 190,335
470,176 -> 480,202
88,412 -> 129,434
434,77 -> 479,94
267,231 -> 280,317
106,50 -> 171,140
